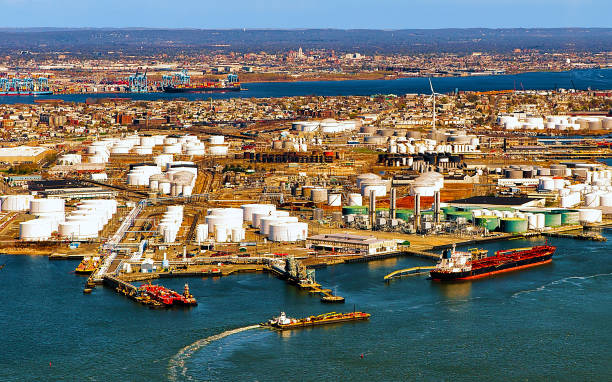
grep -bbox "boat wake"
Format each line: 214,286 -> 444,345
167,325 -> 259,382
512,272 -> 612,298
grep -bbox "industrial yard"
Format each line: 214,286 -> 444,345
0,89 -> 609,306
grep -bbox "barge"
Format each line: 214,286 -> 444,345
261,311 -> 370,330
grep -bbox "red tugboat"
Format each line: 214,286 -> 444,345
138,283 -> 198,307
430,244 -> 556,281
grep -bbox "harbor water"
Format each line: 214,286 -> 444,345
1,233 -> 611,381
0,68 -> 610,105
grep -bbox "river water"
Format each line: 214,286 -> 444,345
0,68 -> 611,105
1,232 -> 611,381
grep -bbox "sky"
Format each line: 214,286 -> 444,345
0,0 -> 610,29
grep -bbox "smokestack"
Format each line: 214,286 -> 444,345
390,188 -> 397,220
414,193 -> 421,232
434,190 -> 441,224
369,189 -> 376,228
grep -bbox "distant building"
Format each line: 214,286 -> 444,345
307,233 -> 397,255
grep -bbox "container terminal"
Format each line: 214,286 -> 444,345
0,88 -> 610,307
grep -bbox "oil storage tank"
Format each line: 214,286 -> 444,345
474,216 -> 500,231
544,212 -> 562,227
500,218 -> 528,233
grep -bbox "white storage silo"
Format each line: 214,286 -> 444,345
231,227 -> 245,242
347,193 -> 362,206
214,224 -> 227,243
209,136 -> 225,145
585,193 -> 601,207
578,209 -> 602,223
241,204 -> 276,223
600,193 -> 612,207
20,219 -> 53,241
196,224 -> 209,242
327,194 -> 342,207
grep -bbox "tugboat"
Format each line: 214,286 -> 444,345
261,311 -> 370,330
430,244 -> 556,281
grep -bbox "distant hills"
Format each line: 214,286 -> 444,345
1,28 -> 611,55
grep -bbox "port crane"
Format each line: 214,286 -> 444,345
162,69 -> 190,89
128,68 -> 148,93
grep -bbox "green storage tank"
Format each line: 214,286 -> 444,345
500,218 -> 528,233
559,210 -> 580,225
474,216 -> 500,231
447,211 -> 474,222
396,209 -> 414,221
544,212 -> 562,227
441,206 -> 456,215
342,206 -> 368,215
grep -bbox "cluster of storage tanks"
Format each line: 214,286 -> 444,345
18,198 -> 117,241
498,115 -> 612,131
356,173 -> 391,198
271,137 -> 309,152
58,200 -> 118,240
86,134 -> 228,163
444,206 -> 602,234
292,119 -> 360,133
126,161 -> 197,197
57,154 -> 82,165
194,204 -> 308,243
159,205 -> 184,243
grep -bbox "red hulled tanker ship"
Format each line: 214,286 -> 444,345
430,244 -> 556,281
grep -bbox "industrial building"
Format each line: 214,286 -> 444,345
0,146 -> 50,164
306,233 -> 397,255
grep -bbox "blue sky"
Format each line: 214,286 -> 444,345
0,0 -> 609,29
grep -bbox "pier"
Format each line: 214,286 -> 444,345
384,266 -> 436,281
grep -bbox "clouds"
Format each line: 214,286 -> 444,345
0,0 -> 608,28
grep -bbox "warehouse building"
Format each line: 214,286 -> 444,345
306,233 -> 397,255
0,146 -> 50,164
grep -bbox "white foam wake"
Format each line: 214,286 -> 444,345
167,324 -> 260,382
512,272 -> 612,298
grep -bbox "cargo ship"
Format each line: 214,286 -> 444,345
163,83 -> 241,93
430,244 -> 556,281
74,257 -> 101,275
161,71 -> 241,93
138,282 -> 197,307
261,311 -> 370,330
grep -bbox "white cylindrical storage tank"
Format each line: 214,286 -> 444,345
527,214 -> 537,230
231,227 -> 245,242
347,193 -> 362,206
585,193 -> 601,207
214,224 -> 227,243
196,224 -> 209,242
159,182 -> 171,195
208,145 -> 229,156
19,219 -> 53,241
327,194 -> 342,207
578,209 -> 602,223
241,204 -> 276,223
260,216 -> 298,235
133,146 -> 153,155
600,193 -> 612,207
311,188 -> 328,202
30,198 -> 65,214
536,214 -> 545,229
361,184 -> 387,197
209,135 -> 225,145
